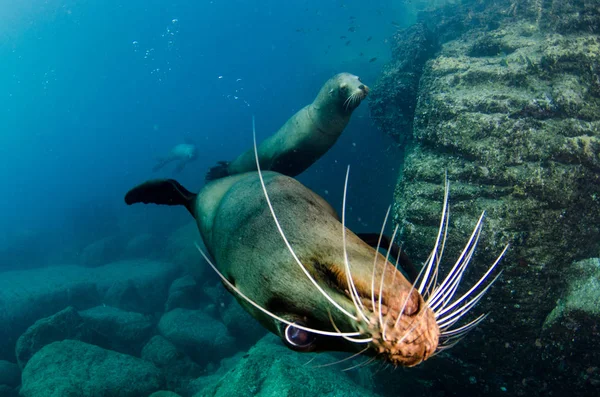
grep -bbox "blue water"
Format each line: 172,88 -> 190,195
0,0 -> 414,259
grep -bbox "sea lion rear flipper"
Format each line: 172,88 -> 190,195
357,233 -> 418,283
124,179 -> 196,216
205,161 -> 231,182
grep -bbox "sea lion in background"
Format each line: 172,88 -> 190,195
153,143 -> 198,173
206,73 -> 369,181
125,168 -> 506,367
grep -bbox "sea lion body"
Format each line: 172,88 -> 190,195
206,73 -> 369,181
153,143 -> 198,173
125,172 -> 440,365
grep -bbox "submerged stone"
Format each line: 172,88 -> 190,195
192,335 -> 381,397
20,340 -> 163,397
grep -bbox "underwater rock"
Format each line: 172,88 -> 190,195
158,308 -> 236,365
219,300 -> 266,346
79,236 -> 123,267
101,260 -> 182,314
165,221 -> 206,278
20,340 -> 163,397
0,260 -> 181,362
164,275 -> 202,312
540,258 -> 600,391
142,335 -> 204,396
15,306 -> 89,369
124,233 -> 161,259
191,335 -> 380,397
149,392 -> 183,397
79,305 -> 154,356
375,1 -> 600,395
369,22 -> 437,145
0,360 -> 20,387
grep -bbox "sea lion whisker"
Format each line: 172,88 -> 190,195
378,224 -> 400,336
342,355 -> 378,372
427,211 -> 486,309
343,94 -> 353,111
327,309 -> 374,344
342,166 -> 370,323
424,199 -> 450,298
435,271 -> 503,329
435,244 -> 508,319
310,346 -> 370,369
371,206 -> 391,319
195,242 -> 362,338
302,356 -> 318,366
440,313 -> 488,337
417,176 -> 450,295
251,116 -> 358,322
433,336 -> 466,353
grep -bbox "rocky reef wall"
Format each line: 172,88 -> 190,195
371,0 -> 600,395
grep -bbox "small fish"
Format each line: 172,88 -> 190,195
369,57 -> 377,63
348,26 -> 356,32
340,35 -> 347,39
345,40 -> 351,46
359,52 -> 364,56
391,21 -> 401,27
349,16 -> 356,19
367,36 -> 372,42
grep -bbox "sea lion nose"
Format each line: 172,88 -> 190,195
359,84 -> 370,94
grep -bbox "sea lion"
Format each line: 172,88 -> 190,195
125,166 -> 506,367
206,73 -> 369,181
153,142 -> 198,173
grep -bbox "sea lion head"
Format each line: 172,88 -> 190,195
316,72 -> 369,113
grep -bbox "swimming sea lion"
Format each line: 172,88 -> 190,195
206,73 -> 369,181
125,164 -> 506,367
153,142 -> 198,173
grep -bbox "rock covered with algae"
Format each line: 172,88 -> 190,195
20,340 -> 163,397
540,258 -> 600,391
370,0 -> 600,396
191,335 -> 382,397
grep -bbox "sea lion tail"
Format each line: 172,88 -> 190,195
124,179 -> 196,216
205,161 -> 231,182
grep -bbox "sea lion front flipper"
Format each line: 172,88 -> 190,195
357,233 -> 418,283
205,161 -> 231,182
124,179 -> 196,216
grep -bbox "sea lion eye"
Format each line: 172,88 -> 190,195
284,321 -> 317,351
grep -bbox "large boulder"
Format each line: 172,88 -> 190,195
164,275 -> 203,312
0,260 -> 181,362
158,308 -> 236,365
79,305 -> 155,356
79,236 -> 123,267
540,258 -> 600,391
191,335 -> 381,397
15,306 -> 89,369
219,300 -> 265,347
165,221 -> 206,278
370,0 -> 600,396
20,340 -> 163,397
141,335 -> 203,396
